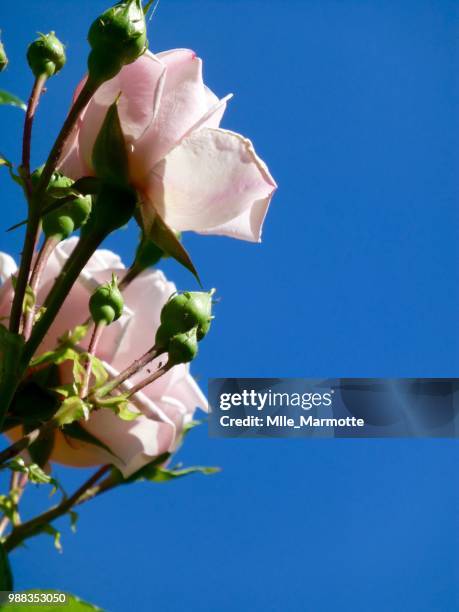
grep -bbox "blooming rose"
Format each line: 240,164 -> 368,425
0,238 -> 207,477
61,49 -> 277,242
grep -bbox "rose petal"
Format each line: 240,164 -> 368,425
78,51 -> 165,171
0,253 -> 17,284
130,49 -> 213,183
145,128 -> 277,237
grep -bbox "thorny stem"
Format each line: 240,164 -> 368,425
22,74 -> 47,196
10,79 -> 97,337
126,361 -> 172,398
94,345 -> 163,399
4,465 -> 110,552
22,236 -> 59,341
9,76 -> 48,335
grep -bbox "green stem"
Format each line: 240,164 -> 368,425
35,79 -> 96,198
22,231 -> 107,368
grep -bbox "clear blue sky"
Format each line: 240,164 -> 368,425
1,1 -> 458,610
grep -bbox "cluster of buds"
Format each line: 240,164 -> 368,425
87,0 -> 147,85
156,291 -> 215,365
26,32 -> 66,78
31,168 -> 92,242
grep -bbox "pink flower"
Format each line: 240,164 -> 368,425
61,49 -> 277,242
0,240 -> 207,477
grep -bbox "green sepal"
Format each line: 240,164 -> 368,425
95,394 -> 138,421
0,89 -> 26,111
92,99 -> 129,188
147,213 -> 201,284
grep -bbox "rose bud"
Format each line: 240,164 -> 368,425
160,290 -> 215,340
87,0 -> 147,85
26,32 -> 66,78
89,275 -> 124,325
0,38 -> 8,72
42,195 -> 92,241
168,328 -> 198,365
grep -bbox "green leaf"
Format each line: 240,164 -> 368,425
0,542 -> 13,591
116,453 -> 220,485
55,397 -> 89,426
92,98 -> 129,187
42,524 -> 62,552
6,458 -> 60,490
0,591 -> 104,611
148,213 -> 201,284
147,464 -> 220,482
0,89 -> 26,111
95,394 -> 138,421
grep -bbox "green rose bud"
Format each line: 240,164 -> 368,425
31,167 -> 73,192
26,32 -> 66,78
87,0 -> 147,85
160,290 -> 215,340
89,275 -> 124,325
42,195 -> 92,241
0,38 -> 8,72
168,328 -> 198,365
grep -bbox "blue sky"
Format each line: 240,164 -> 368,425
0,1 -> 458,610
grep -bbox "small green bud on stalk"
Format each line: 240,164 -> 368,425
160,290 -> 215,340
31,167 -> 73,192
89,275 -> 124,325
87,0 -> 147,85
42,194 -> 92,241
168,328 -> 199,365
26,32 -> 66,78
0,38 -> 8,72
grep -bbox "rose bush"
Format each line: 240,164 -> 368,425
0,238 -> 207,477
61,49 -> 277,242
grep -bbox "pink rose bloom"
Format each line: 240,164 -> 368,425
61,49 -> 277,242
0,239 -> 207,477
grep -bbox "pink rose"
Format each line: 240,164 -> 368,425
61,49 -> 277,242
0,239 -> 207,477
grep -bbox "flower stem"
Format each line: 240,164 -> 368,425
93,345 -> 163,398
22,231 -> 107,369
22,74 -> 47,196
22,236 -> 59,340
0,472 -> 28,538
126,361 -> 172,398
9,79 -> 96,336
35,79 -> 96,198
0,420 -> 57,466
4,465 -> 109,552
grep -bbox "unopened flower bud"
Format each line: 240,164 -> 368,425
87,0 -> 147,85
43,195 -> 92,241
31,167 -> 73,191
168,328 -> 198,365
89,275 -> 124,325
0,38 -> 8,72
160,290 -> 215,341
27,32 -> 66,78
